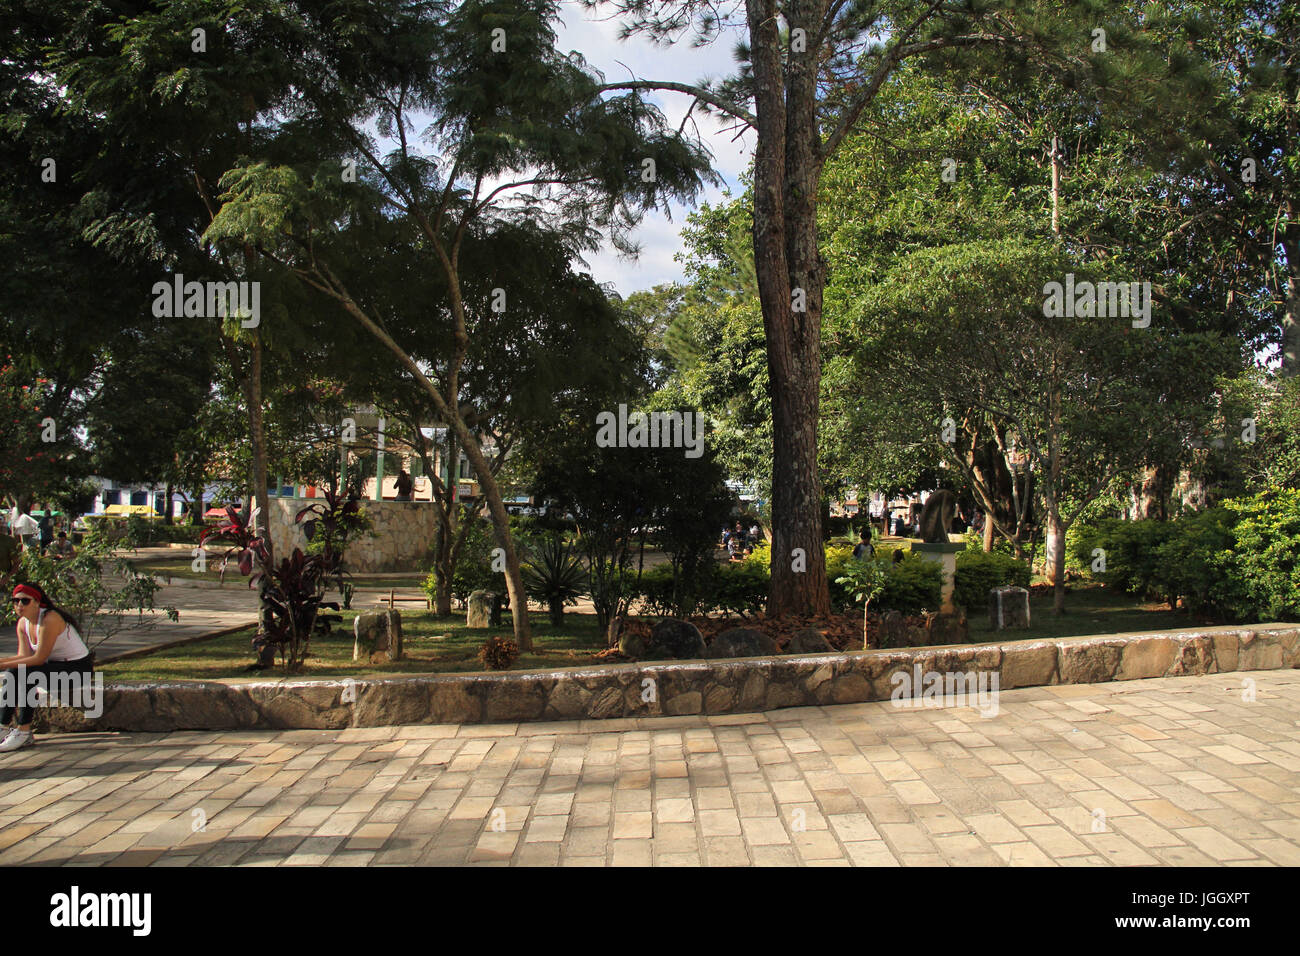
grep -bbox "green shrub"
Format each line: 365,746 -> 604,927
521,534 -> 586,625
878,553 -> 943,614
953,551 -> 1031,612
824,543 -> 856,607
825,515 -> 856,539
1070,497 -> 1297,622
1218,491 -> 1300,622
741,543 -> 771,571
712,562 -> 768,617
1150,507 -> 1237,615
635,564 -> 679,617
1070,518 -> 1174,599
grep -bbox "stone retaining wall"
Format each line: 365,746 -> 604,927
43,623 -> 1299,733
266,497 -> 438,573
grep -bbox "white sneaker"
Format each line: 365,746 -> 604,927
0,729 -> 34,752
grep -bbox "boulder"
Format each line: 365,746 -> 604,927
618,627 -> 647,659
904,621 -> 930,647
645,619 -> 706,660
787,628 -> 833,654
706,627 -> 779,659
879,610 -> 907,649
989,586 -> 1030,629
353,610 -> 403,663
467,590 -> 495,628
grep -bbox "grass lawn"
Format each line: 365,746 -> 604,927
101,610 -> 608,681
967,582 -> 1197,641
102,582 -> 1207,682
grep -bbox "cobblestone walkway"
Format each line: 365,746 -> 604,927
1,670 -> 1298,866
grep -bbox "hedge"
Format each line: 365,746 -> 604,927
1071,491 -> 1300,622
953,550 -> 1031,612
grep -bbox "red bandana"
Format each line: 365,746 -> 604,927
10,584 -> 40,602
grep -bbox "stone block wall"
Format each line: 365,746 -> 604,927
266,497 -> 439,573
41,623 -> 1300,733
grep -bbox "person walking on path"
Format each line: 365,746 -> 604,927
0,583 -> 94,752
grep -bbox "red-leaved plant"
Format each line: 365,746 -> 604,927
200,503 -> 342,672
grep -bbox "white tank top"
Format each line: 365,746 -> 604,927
21,609 -> 91,662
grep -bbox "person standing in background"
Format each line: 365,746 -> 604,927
395,468 -> 414,501
0,525 -> 20,592
36,509 -> 52,555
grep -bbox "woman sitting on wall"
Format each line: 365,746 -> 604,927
0,584 -> 94,752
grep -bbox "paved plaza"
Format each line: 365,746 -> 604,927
0,669 -> 1298,866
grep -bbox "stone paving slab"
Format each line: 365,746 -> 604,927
1,670 -> 1297,866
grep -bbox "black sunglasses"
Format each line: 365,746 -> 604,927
10,597 -> 31,606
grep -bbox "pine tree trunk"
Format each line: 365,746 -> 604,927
748,0 -> 829,619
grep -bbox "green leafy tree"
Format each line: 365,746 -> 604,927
196,0 -> 714,650
583,0 -> 1203,617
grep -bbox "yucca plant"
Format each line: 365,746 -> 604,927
522,534 -> 586,625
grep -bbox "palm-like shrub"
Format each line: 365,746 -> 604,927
522,534 -> 586,625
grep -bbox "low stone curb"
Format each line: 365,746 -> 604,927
93,620 -> 259,664
41,623 -> 1299,733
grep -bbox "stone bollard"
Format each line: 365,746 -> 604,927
989,586 -> 1031,629
354,609 -> 403,663
467,589 -> 495,628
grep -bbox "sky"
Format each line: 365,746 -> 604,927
553,1 -> 753,297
